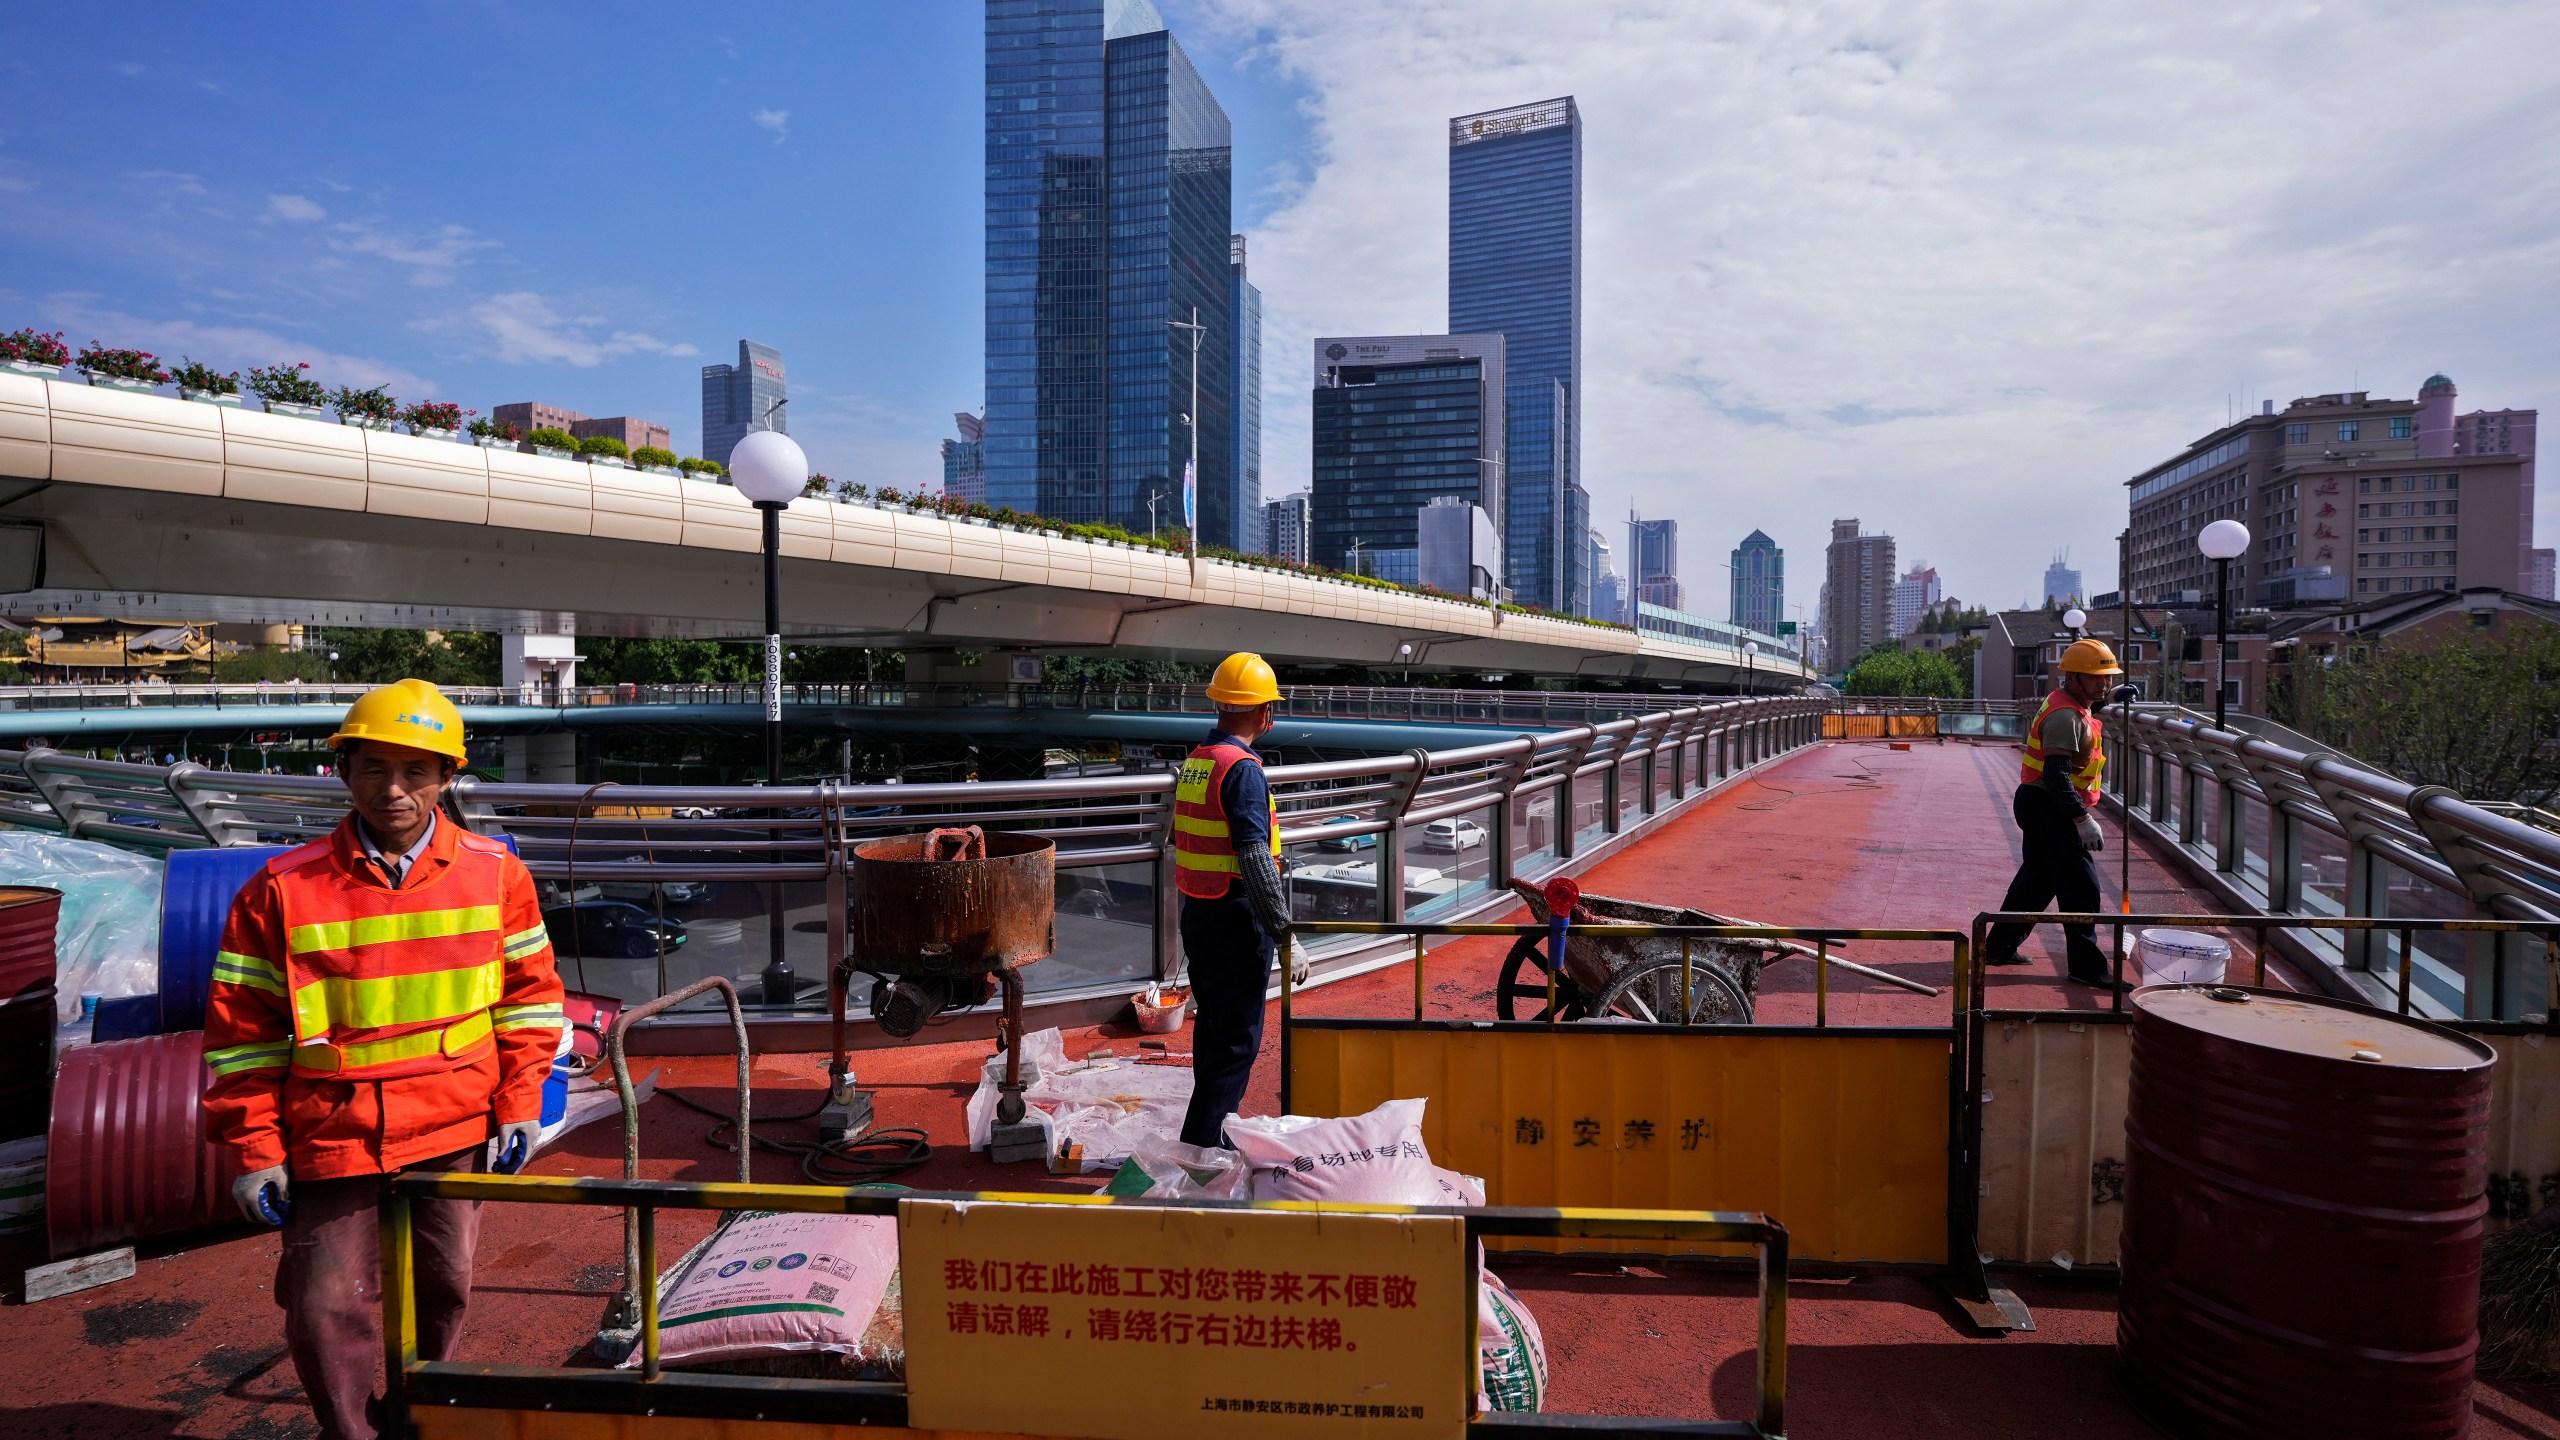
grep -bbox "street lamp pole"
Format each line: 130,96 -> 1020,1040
1743,639 -> 1759,695
2197,519 -> 2252,733
730,423 -> 812,1007
1169,307 -> 1204,558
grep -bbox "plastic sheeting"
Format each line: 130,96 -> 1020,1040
0,834 -> 163,1024
964,1027 -> 1196,1173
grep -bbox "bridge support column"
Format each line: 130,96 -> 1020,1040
503,732 -> 577,784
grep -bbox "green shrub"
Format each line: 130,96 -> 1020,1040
245,362 -> 327,406
679,457 -> 725,477
330,384 -> 397,422
632,446 -> 677,468
173,358 -> 238,394
578,435 -> 631,459
527,427 -> 579,452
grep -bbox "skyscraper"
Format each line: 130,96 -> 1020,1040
1264,491 -> 1309,564
1309,334 -> 1506,581
1730,529 -> 1784,636
700,340 -> 785,471
985,1 -> 1239,546
1893,564 -> 1941,636
1588,526 -> 1626,624
1824,519 -> 1897,666
1228,235 -> 1262,551
2043,552 -> 2083,607
1628,513 -> 1680,611
1450,97 -> 1585,615
942,412 -> 987,505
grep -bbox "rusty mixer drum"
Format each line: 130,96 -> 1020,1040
849,829 -> 1056,974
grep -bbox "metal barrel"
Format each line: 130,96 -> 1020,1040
156,846 -> 292,1034
2119,984 -> 2495,1440
46,1030 -> 237,1257
849,830 -> 1056,974
0,886 -> 62,1142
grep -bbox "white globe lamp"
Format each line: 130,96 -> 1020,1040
2195,519 -> 2252,731
728,425 -> 808,1007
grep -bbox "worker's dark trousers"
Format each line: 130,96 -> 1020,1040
1178,894 -> 1278,1149
1987,785 -> 2112,979
277,1145 -> 483,1440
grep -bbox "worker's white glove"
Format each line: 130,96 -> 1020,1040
1289,939 -> 1311,988
490,1119 -> 541,1175
233,1164 -> 292,1226
2075,815 -> 2106,853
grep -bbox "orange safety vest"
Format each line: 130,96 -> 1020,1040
2020,689 -> 2107,808
202,814 -> 565,1179
1172,736 -> 1280,900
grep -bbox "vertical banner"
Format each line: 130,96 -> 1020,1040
763,634 -> 782,723
902,1198 -> 1468,1440
1183,457 -> 1199,556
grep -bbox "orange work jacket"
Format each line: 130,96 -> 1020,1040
201,814 -> 565,1179
1172,736 -> 1279,900
2019,689 -> 2107,808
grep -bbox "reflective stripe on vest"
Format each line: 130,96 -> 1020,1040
289,957 -> 504,1042
2019,690 -> 2106,806
1172,740 -> 1279,900
287,903 -> 504,957
207,1039 -> 292,1078
290,1009 -> 495,1077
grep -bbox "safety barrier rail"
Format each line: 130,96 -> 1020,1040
2103,705 -> 2560,1020
0,696 -> 1828,1023
380,1173 -> 1792,1439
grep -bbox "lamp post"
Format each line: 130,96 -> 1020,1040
2197,519 -> 2252,732
1169,307 -> 1204,558
730,426 -> 811,1007
1743,639 -> 1759,694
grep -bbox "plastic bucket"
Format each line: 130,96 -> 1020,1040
2137,928 -> 2232,986
0,1134 -> 43,1237
1132,989 -> 1190,1034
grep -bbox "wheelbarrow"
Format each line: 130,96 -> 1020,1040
1495,879 -> 1938,1023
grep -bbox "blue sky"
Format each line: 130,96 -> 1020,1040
7,1 -> 2557,612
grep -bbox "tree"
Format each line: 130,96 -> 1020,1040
2293,621 -> 2560,806
304,628 -> 497,687
1843,644 -> 1964,698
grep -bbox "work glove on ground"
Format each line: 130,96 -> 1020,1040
232,1165 -> 291,1226
490,1119 -> 541,1175
2076,815 -> 2106,853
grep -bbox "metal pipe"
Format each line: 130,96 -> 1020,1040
605,975 -> 750,1331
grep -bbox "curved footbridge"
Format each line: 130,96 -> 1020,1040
0,375 -> 1807,686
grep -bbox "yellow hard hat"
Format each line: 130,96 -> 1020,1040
328,678 -> 468,762
1204,652 -> 1281,706
2060,638 -> 2123,676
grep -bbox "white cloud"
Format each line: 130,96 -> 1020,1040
327,219 -> 498,284
463,291 -> 701,367
37,298 -> 438,397
752,109 -> 790,142
1200,0 -> 2560,606
115,62 -> 144,77
126,169 -> 205,195
264,193 -> 325,223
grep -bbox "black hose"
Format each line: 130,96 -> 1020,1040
658,1086 -> 935,1186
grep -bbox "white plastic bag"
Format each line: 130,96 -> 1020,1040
0,833 -> 164,1023
965,1028 -> 1196,1172
624,1209 -> 898,1369
1225,1099 -> 1442,1204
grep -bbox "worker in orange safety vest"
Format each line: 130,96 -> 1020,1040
1984,638 -> 2133,986
202,678 -> 564,1440
1172,652 -> 1293,1148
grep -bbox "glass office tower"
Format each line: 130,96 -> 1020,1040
1310,334 -> 1507,582
700,339 -> 787,471
1730,528 -> 1785,635
985,1 -> 1237,546
1450,97 -> 1585,613
1229,235 -> 1262,552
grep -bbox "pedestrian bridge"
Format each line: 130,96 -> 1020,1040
0,376 -> 1808,685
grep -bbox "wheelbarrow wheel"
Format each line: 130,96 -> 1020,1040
1589,957 -> 1754,1026
1497,933 -> 1592,1021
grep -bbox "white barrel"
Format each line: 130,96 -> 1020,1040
2137,927 -> 2232,986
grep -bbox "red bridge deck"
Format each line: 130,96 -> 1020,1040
2,741 -> 2552,1438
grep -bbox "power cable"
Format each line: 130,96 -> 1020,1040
658,1084 -> 935,1186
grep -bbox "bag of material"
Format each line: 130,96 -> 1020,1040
1225,1099 -> 1441,1204
1479,1271 -> 1550,1412
623,1209 -> 898,1369
0,833 -> 163,1023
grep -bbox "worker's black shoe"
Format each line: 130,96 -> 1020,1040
2066,968 -> 2129,992
1981,949 -> 2032,967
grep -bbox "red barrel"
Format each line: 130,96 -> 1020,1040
0,886 -> 62,1142
2119,984 -> 2495,1439
46,1031 -> 237,1257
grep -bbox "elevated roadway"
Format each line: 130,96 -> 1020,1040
0,375 -> 1809,685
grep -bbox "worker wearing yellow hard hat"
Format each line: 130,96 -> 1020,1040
1173,653 -> 1289,1147
1984,635 -> 2137,986
203,678 -> 564,1440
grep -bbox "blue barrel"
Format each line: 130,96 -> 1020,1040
155,832 -> 521,1034
156,847 -> 290,1034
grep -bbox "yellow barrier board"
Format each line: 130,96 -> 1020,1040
900,1198 -> 1470,1440
1822,713 -> 1937,739
418,1417 -> 1035,1440
1290,1025 -> 1949,1264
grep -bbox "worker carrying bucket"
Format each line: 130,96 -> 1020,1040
1172,653 -> 1294,1149
1984,638 -> 2139,986
200,679 -> 565,1440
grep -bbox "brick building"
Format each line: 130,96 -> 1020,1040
489,402 -> 671,454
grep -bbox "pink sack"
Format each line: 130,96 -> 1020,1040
627,1209 -> 899,1369
1226,1098 -> 1445,1204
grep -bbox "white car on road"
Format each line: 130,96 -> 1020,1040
1420,819 -> 1487,852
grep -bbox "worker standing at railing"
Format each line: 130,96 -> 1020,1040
1172,653 -> 1294,1148
200,679 -> 566,1440
1984,640 -> 2127,987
